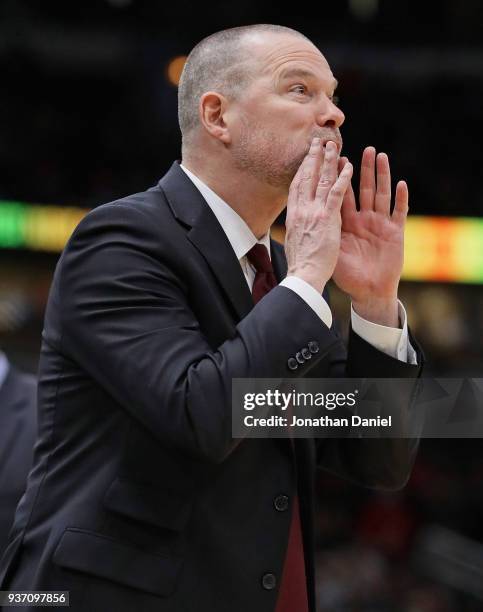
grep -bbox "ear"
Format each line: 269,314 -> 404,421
199,92 -> 231,145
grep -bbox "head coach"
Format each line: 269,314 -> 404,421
0,24 -> 423,612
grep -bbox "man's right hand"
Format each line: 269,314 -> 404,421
285,138 -> 353,294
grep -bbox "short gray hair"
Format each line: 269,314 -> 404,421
178,24 -> 309,147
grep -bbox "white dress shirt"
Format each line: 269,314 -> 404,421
180,164 -> 417,364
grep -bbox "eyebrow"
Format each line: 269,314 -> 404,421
278,68 -> 338,90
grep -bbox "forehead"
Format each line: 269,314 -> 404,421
246,32 -> 336,86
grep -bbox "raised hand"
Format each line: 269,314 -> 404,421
285,138 -> 353,294
332,147 -> 409,326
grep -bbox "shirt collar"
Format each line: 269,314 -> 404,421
179,164 -> 271,260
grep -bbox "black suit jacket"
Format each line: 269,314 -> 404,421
0,162 -> 423,612
0,363 -> 37,557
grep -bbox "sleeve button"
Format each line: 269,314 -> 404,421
274,494 -> 289,512
287,357 -> 298,371
295,351 -> 305,364
301,347 -> 311,360
308,340 -> 320,354
261,573 -> 277,590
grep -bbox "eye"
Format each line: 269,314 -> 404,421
330,95 -> 340,106
290,84 -> 308,95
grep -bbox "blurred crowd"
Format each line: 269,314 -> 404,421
1,5 -> 482,219
1,52 -> 482,220
314,440 -> 483,611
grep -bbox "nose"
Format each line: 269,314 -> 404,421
316,97 -> 345,129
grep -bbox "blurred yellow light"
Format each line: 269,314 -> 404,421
166,56 -> 187,87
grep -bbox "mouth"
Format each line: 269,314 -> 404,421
321,138 -> 342,153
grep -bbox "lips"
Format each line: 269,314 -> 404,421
321,138 -> 342,153
307,134 -> 343,156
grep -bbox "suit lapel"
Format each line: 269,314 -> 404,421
188,210 -> 254,321
158,162 -> 254,322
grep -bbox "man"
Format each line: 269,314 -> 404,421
0,351 -> 36,556
0,24 -> 423,612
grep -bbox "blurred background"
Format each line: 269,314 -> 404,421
0,0 -> 482,609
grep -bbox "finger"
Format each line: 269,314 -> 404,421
286,163 -> 303,224
289,143 -> 312,197
287,137 -> 319,218
392,180 -> 409,225
338,157 -> 357,221
374,152 -> 391,215
301,137 -> 324,202
337,156 -> 347,174
359,146 -> 376,211
324,161 -> 353,214
315,140 -> 339,204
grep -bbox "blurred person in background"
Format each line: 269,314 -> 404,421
0,350 -> 36,556
0,24 -> 423,612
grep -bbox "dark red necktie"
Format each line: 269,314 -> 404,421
246,243 -> 278,304
246,243 -> 309,612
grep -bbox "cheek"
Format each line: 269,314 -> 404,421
237,103 -> 313,154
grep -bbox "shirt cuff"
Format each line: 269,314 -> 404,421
351,300 -> 418,364
280,276 -> 332,329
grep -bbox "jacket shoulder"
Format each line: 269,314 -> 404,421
62,186 -> 180,261
78,186 -> 171,230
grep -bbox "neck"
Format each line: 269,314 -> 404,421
182,157 -> 287,240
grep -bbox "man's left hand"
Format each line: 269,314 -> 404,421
332,146 -> 409,327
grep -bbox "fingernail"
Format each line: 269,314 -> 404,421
312,137 -> 320,145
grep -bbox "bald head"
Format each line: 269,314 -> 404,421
178,24 -> 310,148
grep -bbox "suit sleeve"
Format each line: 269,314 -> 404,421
311,300 -> 424,490
56,204 -> 341,464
